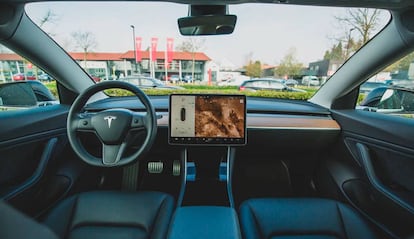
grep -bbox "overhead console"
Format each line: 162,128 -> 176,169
169,94 -> 246,146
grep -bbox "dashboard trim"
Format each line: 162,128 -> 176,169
156,113 -> 340,130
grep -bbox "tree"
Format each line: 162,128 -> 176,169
325,9 -> 383,61
176,38 -> 205,81
38,9 -> 58,28
245,60 -> 262,78
323,42 -> 344,61
71,31 -> 97,67
275,48 -> 303,78
385,52 -> 414,72
335,8 -> 382,45
36,9 -> 59,36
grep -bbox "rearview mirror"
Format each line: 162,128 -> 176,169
178,15 -> 237,36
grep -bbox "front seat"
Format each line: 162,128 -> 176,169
41,191 -> 175,239
239,198 -> 378,239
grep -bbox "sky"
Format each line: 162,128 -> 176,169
25,2 -> 390,68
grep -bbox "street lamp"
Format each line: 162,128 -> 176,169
345,28 -> 356,60
130,25 -> 137,74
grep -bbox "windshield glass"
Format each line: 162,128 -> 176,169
24,2 -> 390,99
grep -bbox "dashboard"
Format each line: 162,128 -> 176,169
86,95 -> 340,130
84,95 -> 340,152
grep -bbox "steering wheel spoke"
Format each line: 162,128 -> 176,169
74,113 -> 94,132
102,143 -> 127,165
131,112 -> 148,131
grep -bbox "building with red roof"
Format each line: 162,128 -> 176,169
0,50 -> 211,82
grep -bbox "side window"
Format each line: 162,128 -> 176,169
357,51 -> 414,118
140,78 -> 154,87
252,80 -> 268,88
0,44 -> 59,111
269,81 -> 285,90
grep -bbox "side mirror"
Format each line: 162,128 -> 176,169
0,82 -> 37,109
360,86 -> 414,114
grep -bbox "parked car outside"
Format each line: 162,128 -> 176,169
301,76 -> 319,86
285,79 -> 299,87
119,76 -> 184,90
12,73 -> 36,81
38,73 -> 53,81
89,74 -> 101,82
170,74 -> 181,83
239,78 -> 305,92
217,78 -> 246,86
182,75 -> 193,83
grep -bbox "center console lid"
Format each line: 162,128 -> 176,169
167,206 -> 241,239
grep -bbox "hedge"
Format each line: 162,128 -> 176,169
44,81 -> 365,102
104,88 -> 314,100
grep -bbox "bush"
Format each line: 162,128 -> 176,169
45,81 -> 350,101
44,81 -> 58,99
143,89 -> 313,100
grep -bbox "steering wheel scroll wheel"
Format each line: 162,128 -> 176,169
67,81 -> 157,167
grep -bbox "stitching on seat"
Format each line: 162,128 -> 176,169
247,202 -> 265,239
70,222 -> 148,232
149,194 -> 168,235
65,195 -> 79,239
336,202 -> 347,239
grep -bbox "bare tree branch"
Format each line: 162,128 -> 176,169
38,9 -> 58,28
335,8 -> 381,44
176,38 -> 205,80
71,31 -> 97,65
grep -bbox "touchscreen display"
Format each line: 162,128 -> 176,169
169,94 -> 246,145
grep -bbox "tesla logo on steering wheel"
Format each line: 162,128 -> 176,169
104,116 -> 117,128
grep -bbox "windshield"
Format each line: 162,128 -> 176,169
24,2 -> 390,99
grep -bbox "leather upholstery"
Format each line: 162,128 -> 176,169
43,191 -> 174,239
0,200 -> 58,239
239,198 -> 377,239
168,206 -> 242,239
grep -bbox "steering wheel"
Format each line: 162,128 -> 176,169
67,81 -> 157,167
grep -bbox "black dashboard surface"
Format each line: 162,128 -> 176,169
85,96 -> 331,116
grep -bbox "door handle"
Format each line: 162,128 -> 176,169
356,142 -> 414,214
2,138 -> 58,201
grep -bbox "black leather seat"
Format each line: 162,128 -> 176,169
43,191 -> 175,239
239,198 -> 378,239
0,200 -> 58,239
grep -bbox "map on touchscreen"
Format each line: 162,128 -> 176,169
169,94 -> 246,145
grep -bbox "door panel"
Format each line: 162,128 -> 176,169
0,105 -> 73,216
330,109 -> 414,238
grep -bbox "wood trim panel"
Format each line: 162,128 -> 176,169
157,113 -> 340,130
247,115 -> 340,130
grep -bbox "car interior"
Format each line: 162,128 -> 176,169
1,0 -> 414,239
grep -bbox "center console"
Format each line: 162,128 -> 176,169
167,206 -> 241,239
166,94 -> 246,239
